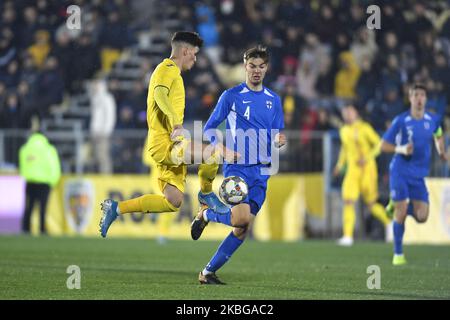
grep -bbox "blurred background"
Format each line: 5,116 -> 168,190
1,0 -> 449,243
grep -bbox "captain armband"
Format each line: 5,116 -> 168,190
433,126 -> 443,139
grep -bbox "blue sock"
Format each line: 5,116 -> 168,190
206,232 -> 243,272
205,208 -> 232,226
407,202 -> 414,216
393,221 -> 405,255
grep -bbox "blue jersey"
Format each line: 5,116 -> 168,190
382,111 -> 441,178
204,83 -> 284,165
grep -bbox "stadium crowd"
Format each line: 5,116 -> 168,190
0,0 -> 449,174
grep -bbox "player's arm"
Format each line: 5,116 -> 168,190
154,86 -> 182,127
433,126 -> 448,161
333,130 -> 347,176
202,91 -> 240,162
151,65 -> 183,138
365,123 -> 382,159
272,95 -> 286,148
380,116 -> 413,155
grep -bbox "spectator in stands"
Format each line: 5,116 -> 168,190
334,51 -> 361,101
27,30 -> 51,69
71,33 -> 101,94
35,56 -> 64,119
89,79 -> 116,174
0,30 -> 17,70
19,131 -> 61,235
0,59 -> 20,88
196,1 -> 221,64
1,92 -> 25,128
99,10 -> 130,73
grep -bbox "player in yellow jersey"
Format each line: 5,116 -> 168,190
99,31 -> 236,237
333,104 -> 391,246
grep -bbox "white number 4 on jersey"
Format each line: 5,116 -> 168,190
244,106 -> 250,120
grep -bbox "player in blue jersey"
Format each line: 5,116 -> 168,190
191,46 -> 286,284
381,83 -> 447,266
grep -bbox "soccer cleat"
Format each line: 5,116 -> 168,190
198,191 -> 229,214
392,254 -> 407,266
191,204 -> 209,240
198,271 -> 226,285
99,199 -> 119,238
337,236 -> 354,246
385,200 -> 395,219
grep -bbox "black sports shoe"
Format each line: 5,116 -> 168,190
198,271 -> 226,285
191,205 -> 209,240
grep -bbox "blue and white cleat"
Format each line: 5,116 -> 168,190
198,191 -> 229,214
99,199 -> 118,238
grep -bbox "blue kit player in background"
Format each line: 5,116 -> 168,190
191,46 -> 286,284
381,83 -> 447,266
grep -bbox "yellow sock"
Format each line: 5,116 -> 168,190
343,203 -> 356,238
198,163 -> 219,193
370,202 -> 391,226
118,194 -> 178,214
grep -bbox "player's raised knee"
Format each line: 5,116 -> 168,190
164,191 -> 183,209
167,195 -> 183,209
415,214 -> 428,223
231,214 -> 251,228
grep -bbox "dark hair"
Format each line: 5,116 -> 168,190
243,45 -> 269,63
409,83 -> 427,94
171,31 -> 203,48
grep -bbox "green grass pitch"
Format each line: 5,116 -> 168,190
1,235 -> 449,300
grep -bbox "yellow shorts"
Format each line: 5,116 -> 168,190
342,165 -> 378,203
148,139 -> 189,193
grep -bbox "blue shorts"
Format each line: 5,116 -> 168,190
223,163 -> 270,215
389,172 -> 429,203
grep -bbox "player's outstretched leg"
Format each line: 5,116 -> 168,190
198,163 -> 229,214
99,199 -> 119,238
191,203 -> 233,240
392,221 -> 407,266
198,231 -> 244,285
198,191 -> 229,214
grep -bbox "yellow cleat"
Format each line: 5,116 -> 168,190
385,200 -> 395,219
392,254 -> 407,266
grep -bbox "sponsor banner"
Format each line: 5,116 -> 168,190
404,178 -> 450,244
0,175 -> 25,233
30,174 -> 323,241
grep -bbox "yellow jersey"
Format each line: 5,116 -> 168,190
336,119 -> 380,172
147,58 -> 185,150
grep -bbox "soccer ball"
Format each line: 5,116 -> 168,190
219,176 -> 248,205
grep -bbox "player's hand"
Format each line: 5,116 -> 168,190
439,151 -> 448,162
274,133 -> 286,148
220,146 -> 241,163
170,124 -> 185,142
406,142 -> 414,155
332,167 -> 340,177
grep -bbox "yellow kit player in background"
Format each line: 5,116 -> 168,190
99,31 -> 233,237
333,105 -> 391,246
